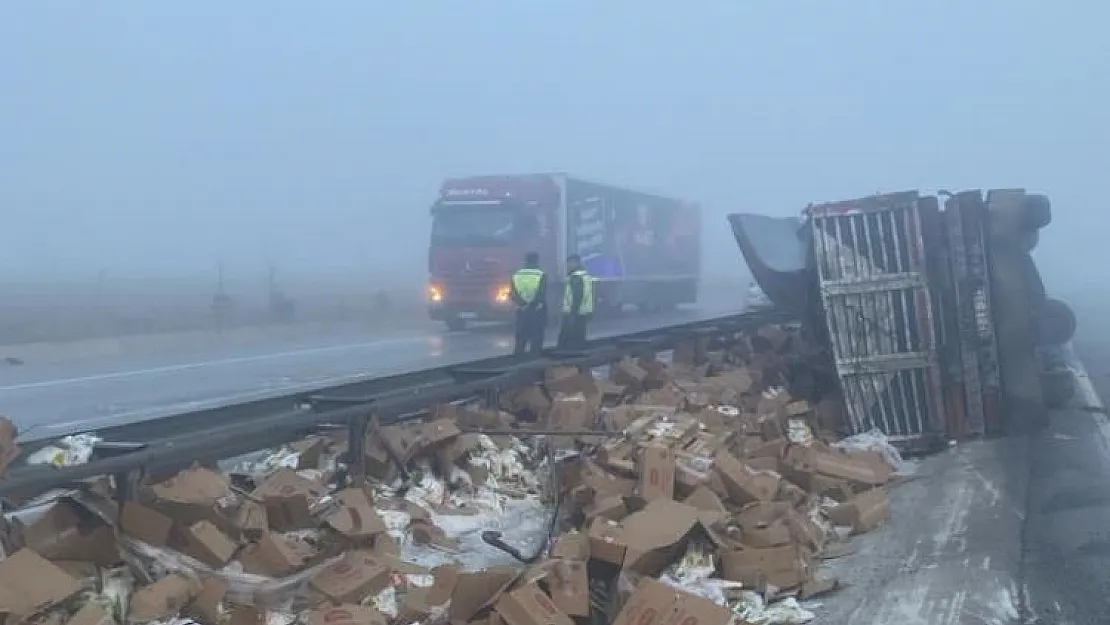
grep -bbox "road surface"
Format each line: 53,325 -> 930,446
0,295 -> 743,439
813,294 -> 1110,624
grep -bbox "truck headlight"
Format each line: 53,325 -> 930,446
495,285 -> 511,304
428,284 -> 444,302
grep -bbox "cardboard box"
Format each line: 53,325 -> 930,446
301,605 -> 389,625
324,488 -> 389,539
234,499 -> 269,538
0,549 -> 82,621
21,498 -> 121,566
543,560 -> 590,617
238,532 -> 318,576
499,387 -> 551,422
309,551 -> 391,604
65,603 -> 113,625
0,417 -> 19,478
449,567 -> 519,624
720,545 -> 813,591
121,501 -> 174,547
397,565 -> 457,625
713,450 -> 781,505
184,577 -> 229,625
784,444 -> 892,487
551,533 -> 590,560
612,578 -> 732,625
546,394 -> 593,448
545,367 -> 599,397
494,583 -> 575,625
610,358 -> 648,391
128,573 -> 203,623
619,500 -> 700,575
252,469 -> 327,532
637,444 -> 676,501
586,518 -> 626,566
177,520 -> 239,568
828,487 -> 891,534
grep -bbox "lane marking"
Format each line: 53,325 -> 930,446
0,306 -> 742,394
0,334 -> 428,392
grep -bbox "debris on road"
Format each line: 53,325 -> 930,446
0,323 -> 902,625
0,418 -> 18,478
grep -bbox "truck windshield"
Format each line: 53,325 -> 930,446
431,206 -> 516,246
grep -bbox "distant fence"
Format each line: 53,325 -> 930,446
0,275 -> 749,346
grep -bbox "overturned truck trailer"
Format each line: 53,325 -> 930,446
730,188 -> 1072,450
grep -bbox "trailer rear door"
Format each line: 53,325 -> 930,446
809,191 -> 945,449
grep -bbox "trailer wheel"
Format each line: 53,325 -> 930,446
1034,298 -> 1078,346
445,317 -> 467,332
1020,193 -> 1052,230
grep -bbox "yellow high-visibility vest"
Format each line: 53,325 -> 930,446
563,269 -> 595,314
511,268 -> 544,305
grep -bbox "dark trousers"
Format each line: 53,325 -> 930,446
514,307 -> 546,356
557,313 -> 590,349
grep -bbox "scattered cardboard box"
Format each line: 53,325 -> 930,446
0,549 -> 82,621
828,487 -> 891,534
0,321 -> 909,625
637,444 -> 676,501
128,573 -> 203,623
613,578 -> 733,625
253,469 -> 327,532
494,583 -> 575,625
309,551 -> 391,604
0,417 -> 19,478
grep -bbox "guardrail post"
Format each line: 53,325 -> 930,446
347,414 -> 369,484
114,470 -> 141,504
91,442 -> 147,504
483,387 -> 500,410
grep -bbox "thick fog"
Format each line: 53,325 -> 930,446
1,1 -> 1106,294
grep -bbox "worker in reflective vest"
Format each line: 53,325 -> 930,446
510,252 -> 548,355
558,254 -> 595,349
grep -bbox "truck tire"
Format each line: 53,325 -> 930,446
445,317 -> 467,332
1020,193 -> 1052,230
1034,298 -> 1077,346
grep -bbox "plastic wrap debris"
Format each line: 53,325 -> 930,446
1,320 -> 909,625
832,429 -> 912,475
732,592 -> 816,624
121,536 -> 342,609
659,545 -> 738,606
786,418 -> 815,446
27,433 -> 102,467
399,494 -> 551,571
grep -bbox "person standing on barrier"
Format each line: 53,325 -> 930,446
510,252 -> 548,355
558,254 -> 595,349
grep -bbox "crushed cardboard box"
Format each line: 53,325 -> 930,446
0,322 -> 908,625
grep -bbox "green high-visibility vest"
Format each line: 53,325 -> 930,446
511,268 -> 544,304
563,269 -> 595,314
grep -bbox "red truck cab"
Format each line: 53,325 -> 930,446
428,173 -> 701,331
427,175 -> 560,331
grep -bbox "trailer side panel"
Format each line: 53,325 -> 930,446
809,191 -> 945,448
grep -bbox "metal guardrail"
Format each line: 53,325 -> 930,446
0,309 -> 791,499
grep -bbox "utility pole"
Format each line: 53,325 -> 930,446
211,257 -> 232,332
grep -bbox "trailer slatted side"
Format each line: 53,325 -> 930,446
809,191 -> 945,448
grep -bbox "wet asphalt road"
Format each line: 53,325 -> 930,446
1020,299 -> 1110,625
0,295 -> 743,438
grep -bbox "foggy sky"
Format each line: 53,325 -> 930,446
2,1 -> 1106,289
